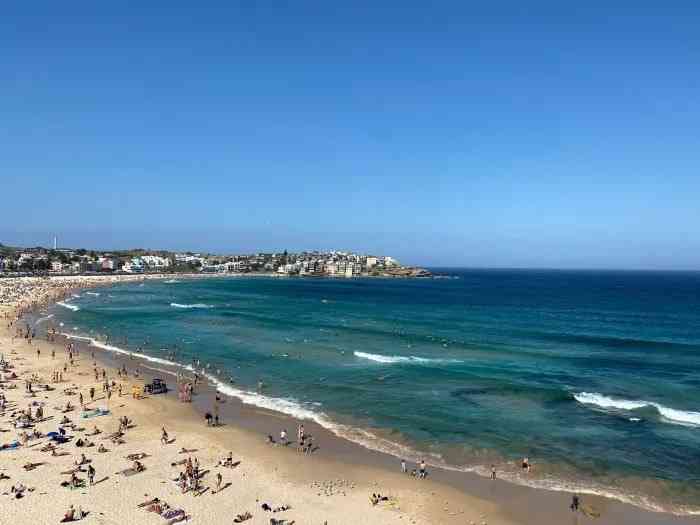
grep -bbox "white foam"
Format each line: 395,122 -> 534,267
56,301 -> 80,312
170,303 -> 212,309
35,314 -> 54,325
164,279 -> 180,284
85,291 -> 100,296
574,392 -> 700,428
61,333 -> 181,368
574,392 -> 648,411
656,405 -> 700,427
353,351 -> 460,365
72,294 -> 81,299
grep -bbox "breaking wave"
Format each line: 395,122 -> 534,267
56,302 -> 80,312
353,351 -> 461,365
574,392 -> 700,427
170,303 -> 212,309
35,314 -> 54,325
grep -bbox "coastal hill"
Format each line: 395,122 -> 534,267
0,244 -> 430,278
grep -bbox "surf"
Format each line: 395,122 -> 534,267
574,392 -> 700,427
170,303 -> 212,309
353,351 -> 460,365
56,301 -> 80,312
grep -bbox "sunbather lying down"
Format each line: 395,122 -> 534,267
261,503 -> 292,512
233,512 -> 253,523
370,493 -> 390,506
270,519 -> 295,525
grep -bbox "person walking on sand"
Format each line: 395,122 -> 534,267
571,494 -> 580,512
491,464 -> 496,480
161,427 -> 169,445
401,459 -> 407,474
215,471 -> 222,493
88,464 -> 95,485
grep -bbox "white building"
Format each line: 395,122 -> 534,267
122,258 -> 145,273
141,255 -> 171,269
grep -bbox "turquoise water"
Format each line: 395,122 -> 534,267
49,270 -> 700,513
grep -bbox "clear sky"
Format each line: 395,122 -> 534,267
2,2 -> 699,269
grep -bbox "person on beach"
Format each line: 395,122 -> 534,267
401,459 -> 407,473
62,505 -> 75,522
571,494 -> 580,512
522,457 -> 531,473
303,435 -> 313,454
491,464 -> 496,480
280,429 -> 288,445
88,464 -> 95,485
215,471 -> 222,492
419,459 -> 427,479
161,426 -> 169,445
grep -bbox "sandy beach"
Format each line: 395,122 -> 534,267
1,276 -> 697,525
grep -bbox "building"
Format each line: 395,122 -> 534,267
100,258 -> 116,272
141,255 -> 171,269
122,258 -> 145,273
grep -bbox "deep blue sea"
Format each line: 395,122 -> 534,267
47,270 -> 700,514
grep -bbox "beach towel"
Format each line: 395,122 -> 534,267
166,515 -> 189,525
162,509 -> 185,520
81,408 -> 110,419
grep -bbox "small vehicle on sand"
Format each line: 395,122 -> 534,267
144,378 -> 168,395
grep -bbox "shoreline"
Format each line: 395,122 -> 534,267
2,275 -> 697,524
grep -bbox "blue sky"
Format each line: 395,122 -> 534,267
1,2 -> 699,269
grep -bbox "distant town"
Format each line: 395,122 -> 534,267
0,243 -> 431,278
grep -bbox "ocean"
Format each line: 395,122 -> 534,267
48,270 -> 700,514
